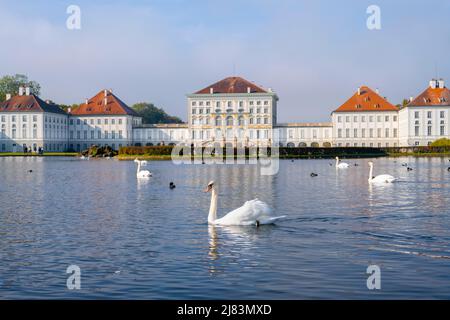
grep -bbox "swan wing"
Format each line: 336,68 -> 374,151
214,199 -> 280,226
372,174 -> 396,183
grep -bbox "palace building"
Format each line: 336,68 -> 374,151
1,77 -> 450,153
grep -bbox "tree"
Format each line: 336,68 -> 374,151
396,98 -> 410,109
59,103 -> 80,112
132,102 -> 183,124
430,138 -> 450,147
0,74 -> 41,101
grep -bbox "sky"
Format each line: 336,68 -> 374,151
0,0 -> 449,122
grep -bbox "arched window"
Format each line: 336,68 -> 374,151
287,142 -> 295,148
215,116 -> 222,126
298,142 -> 307,147
311,142 -> 319,147
323,142 -> 331,148
256,117 -> 261,124
226,116 -> 233,126
238,116 -> 244,126
249,118 -> 254,124
205,117 -> 210,125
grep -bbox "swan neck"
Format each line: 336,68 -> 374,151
208,187 -> 218,223
369,165 -> 373,181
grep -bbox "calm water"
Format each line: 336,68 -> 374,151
0,156 -> 450,299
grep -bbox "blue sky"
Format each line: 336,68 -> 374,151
1,0 -> 449,122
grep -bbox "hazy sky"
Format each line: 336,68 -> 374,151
1,0 -> 449,122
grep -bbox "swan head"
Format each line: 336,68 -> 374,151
368,161 -> 374,167
134,158 -> 139,163
204,180 -> 215,193
335,156 -> 339,160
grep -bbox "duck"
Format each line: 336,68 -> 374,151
407,167 -> 413,171
310,173 -> 318,177
169,182 -> 176,189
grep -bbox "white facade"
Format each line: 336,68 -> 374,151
2,78 -> 450,153
332,112 -> 399,147
398,79 -> 450,146
187,79 -> 278,147
68,115 -> 140,151
275,123 -> 333,147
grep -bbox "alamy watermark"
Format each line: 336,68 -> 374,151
66,264 -> 81,290
366,5 -> 381,30
366,265 -> 381,290
66,5 -> 81,30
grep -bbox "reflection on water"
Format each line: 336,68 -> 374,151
0,156 -> 450,299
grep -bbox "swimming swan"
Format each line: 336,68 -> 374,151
368,161 -> 396,184
335,156 -> 349,169
134,159 -> 152,178
204,181 -> 285,226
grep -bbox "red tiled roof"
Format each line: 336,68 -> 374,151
333,86 -> 398,112
195,76 -> 268,94
0,94 -> 66,115
408,86 -> 450,106
70,90 -> 139,116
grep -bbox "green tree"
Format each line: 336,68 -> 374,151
132,102 -> 183,124
58,103 -> 80,112
0,74 -> 41,101
430,138 -> 450,147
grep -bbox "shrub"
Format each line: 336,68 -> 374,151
431,138 -> 450,147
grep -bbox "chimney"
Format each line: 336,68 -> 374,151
268,87 -> 273,93
109,88 -> 113,94
19,86 -> 24,96
210,87 -> 214,94
429,79 -> 437,89
438,79 -> 445,88
247,87 -> 251,93
68,107 -> 72,113
25,87 -> 30,96
357,87 -> 361,95
85,98 -> 88,105
5,93 -> 11,100
104,97 -> 107,106
410,96 -> 413,102
104,89 -> 108,97
375,88 -> 379,95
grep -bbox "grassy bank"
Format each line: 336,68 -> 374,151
387,152 -> 450,157
0,152 -> 79,157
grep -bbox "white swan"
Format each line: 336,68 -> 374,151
204,181 -> 285,226
368,161 -> 396,184
335,156 -> 349,169
134,158 -> 152,178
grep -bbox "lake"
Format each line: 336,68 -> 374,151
0,156 -> 449,299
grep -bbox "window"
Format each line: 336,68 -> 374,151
199,101 -> 203,106
256,118 -> 261,124
22,115 -> 27,122
345,128 -> 350,138
385,128 -> 389,138
345,116 -> 350,122
112,119 -> 115,125
361,116 -> 365,122
354,128 -> 358,138
97,119 -> 101,125
440,126 -> 445,136
249,118 -> 254,124
33,115 -> 37,122
105,130 -> 109,139
83,130 -> 87,139
12,124 -> 16,138
353,116 -> 358,122
337,116 -> 342,123
238,116 -> 244,126
427,126 -> 432,136
119,130 -> 123,139
393,115 -> 397,122
22,124 -> 27,138
215,116 -> 222,126
98,131 -> 101,139
1,116 -> 5,122
264,117 -> 268,124
362,128 -> 365,138
91,131 -> 94,139
385,116 -> 389,122
249,108 -> 254,114
337,129 -> 342,138
33,124 -> 37,138
112,131 -> 116,139
377,128 -> 381,138
77,119 -> 81,125
369,116 -> 373,122
192,108 -> 196,114
415,111 -> 419,119
12,116 -> 16,122
105,119 -> 108,125
440,111 -> 445,118
427,111 -> 432,118
192,101 -> 196,106
393,128 -> 398,138
119,119 -> 122,124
